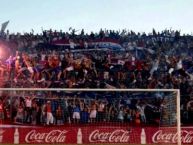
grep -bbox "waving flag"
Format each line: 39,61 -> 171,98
1,21 -> 9,34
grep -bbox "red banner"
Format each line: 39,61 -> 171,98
0,125 -> 193,144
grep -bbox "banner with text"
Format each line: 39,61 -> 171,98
0,126 -> 192,144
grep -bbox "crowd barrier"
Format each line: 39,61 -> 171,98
0,125 -> 193,144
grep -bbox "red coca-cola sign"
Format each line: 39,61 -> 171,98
152,129 -> 193,144
89,129 -> 130,143
2,126 -> 193,144
25,129 -> 68,143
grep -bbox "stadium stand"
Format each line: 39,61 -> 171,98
0,28 -> 193,126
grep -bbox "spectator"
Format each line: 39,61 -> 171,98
97,101 -> 105,122
117,107 -> 124,122
90,100 -> 97,123
72,99 -> 81,123
0,99 -> 4,124
0,60 -> 6,77
14,105 -> 24,123
136,102 -> 146,124
80,107 -> 89,123
46,101 -> 54,125
56,105 -> 64,125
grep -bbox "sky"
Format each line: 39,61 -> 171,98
0,0 -> 193,34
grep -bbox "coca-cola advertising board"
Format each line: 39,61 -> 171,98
1,126 -> 193,144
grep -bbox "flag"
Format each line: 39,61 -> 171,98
69,27 -> 72,31
31,29 -> 34,34
1,20 -> 9,33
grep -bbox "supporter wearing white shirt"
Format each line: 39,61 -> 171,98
23,96 -> 35,123
84,41 -> 88,49
176,59 -> 182,70
175,57 -> 191,78
41,54 -> 46,61
69,40 -> 75,49
117,107 -> 124,122
149,58 -> 159,80
136,104 -> 146,123
131,56 -> 136,66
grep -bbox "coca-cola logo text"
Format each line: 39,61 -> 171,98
25,130 -> 68,143
89,129 -> 130,143
152,130 -> 193,143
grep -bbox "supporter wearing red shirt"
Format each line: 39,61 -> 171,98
46,101 -> 54,125
136,60 -> 144,72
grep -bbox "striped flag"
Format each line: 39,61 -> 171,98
1,20 -> 9,33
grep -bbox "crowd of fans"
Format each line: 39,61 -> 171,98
0,28 -> 193,125
0,91 -> 167,126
